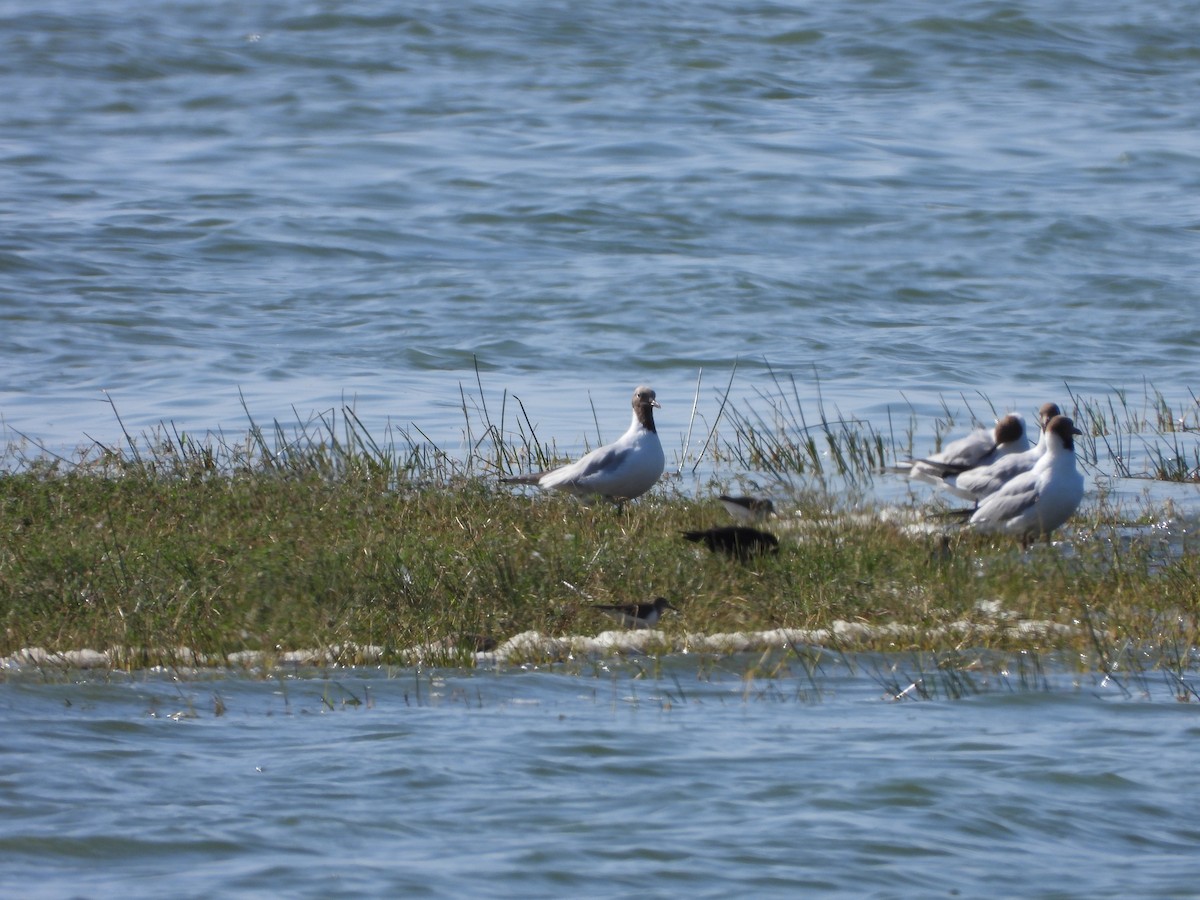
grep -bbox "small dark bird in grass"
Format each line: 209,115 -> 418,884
593,597 -> 677,629
718,494 -> 776,523
682,525 -> 779,561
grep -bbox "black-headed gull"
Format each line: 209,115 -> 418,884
502,385 -> 665,502
682,525 -> 780,560
941,403 -> 1065,502
968,415 -> 1085,541
593,597 -> 676,629
719,494 -> 776,523
1031,402 -> 1063,450
908,413 -> 1028,484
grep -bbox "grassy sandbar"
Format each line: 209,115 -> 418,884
1,377 -> 1198,682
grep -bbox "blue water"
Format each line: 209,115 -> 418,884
2,0 -> 1198,456
4,1 -> 1200,895
2,660 -> 1200,899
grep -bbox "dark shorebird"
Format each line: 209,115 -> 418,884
682,525 -> 779,561
593,597 -> 677,629
718,494 -> 776,523
501,386 -> 665,502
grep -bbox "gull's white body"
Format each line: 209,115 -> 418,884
506,386 -> 665,501
969,415 -> 1084,540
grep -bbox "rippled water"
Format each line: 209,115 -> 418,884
2,661 -> 1199,898
2,0 -> 1198,453
4,2 -> 1200,894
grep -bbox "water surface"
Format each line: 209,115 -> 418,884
2,660 -> 1199,898
2,0 -> 1197,455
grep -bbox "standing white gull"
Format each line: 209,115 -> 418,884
941,402 -> 1065,502
969,415 -> 1085,542
908,413 -> 1029,485
502,385 -> 665,502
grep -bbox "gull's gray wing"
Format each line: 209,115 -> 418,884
537,442 -> 631,490
972,478 -> 1040,528
571,444 -> 630,480
955,453 -> 1031,497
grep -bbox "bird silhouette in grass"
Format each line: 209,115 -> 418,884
681,525 -> 779,561
592,597 -> 677,629
718,494 -> 776,523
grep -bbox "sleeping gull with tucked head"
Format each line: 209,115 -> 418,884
502,385 -> 665,503
940,402 -> 1064,502
908,412 -> 1029,485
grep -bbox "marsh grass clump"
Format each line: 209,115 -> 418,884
1066,382 -> 1200,483
720,367 -> 888,487
721,374 -> 1199,487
